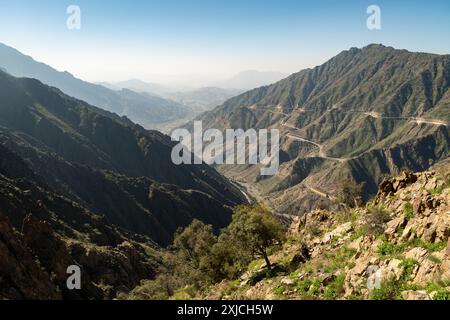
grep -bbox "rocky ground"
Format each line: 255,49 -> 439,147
200,169 -> 450,300
0,210 -> 161,299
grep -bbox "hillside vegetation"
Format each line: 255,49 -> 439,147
125,167 -> 450,300
196,44 -> 450,215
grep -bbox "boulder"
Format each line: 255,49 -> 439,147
289,244 -> 311,268
385,216 -> 407,236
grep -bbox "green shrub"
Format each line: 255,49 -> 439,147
323,274 -> 346,299
296,278 -> 313,293
403,202 -> 413,221
363,206 -> 391,236
350,228 -> 366,240
370,259 -> 418,300
411,239 -> 446,252
428,255 -> 441,264
370,277 -> 402,300
324,246 -> 357,272
433,290 -> 450,300
377,237 -> 406,256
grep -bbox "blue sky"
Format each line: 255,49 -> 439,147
1,0 -> 449,84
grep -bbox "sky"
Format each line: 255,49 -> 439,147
1,0 -> 450,85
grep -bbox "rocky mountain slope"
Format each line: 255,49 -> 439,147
0,43 -> 191,129
0,68 -> 249,298
199,168 -> 450,300
196,44 -> 450,215
0,144 -> 161,299
0,69 -> 246,244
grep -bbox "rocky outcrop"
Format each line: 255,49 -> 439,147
0,212 -> 61,299
201,169 -> 450,300
343,171 -> 449,298
0,210 -> 158,300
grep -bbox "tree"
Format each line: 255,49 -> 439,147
225,204 -> 285,271
336,178 -> 365,209
173,219 -> 217,286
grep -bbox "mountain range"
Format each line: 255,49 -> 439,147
196,44 -> 450,215
0,43 -> 191,130
0,43 -> 449,300
213,70 -> 288,89
0,68 -> 247,243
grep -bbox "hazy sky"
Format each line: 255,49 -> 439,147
1,0 -> 450,85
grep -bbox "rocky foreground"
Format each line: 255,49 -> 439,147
1,167 -> 448,300
201,169 -> 450,300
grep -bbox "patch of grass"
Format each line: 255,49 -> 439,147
370,258 -> 418,300
426,186 -> 444,196
409,239 -> 446,252
370,277 -> 402,300
307,278 -> 322,297
323,274 -> 346,299
295,278 -> 313,293
427,255 -> 441,264
350,228 -> 366,241
425,279 -> 450,300
400,259 -> 418,279
248,259 -> 264,271
302,264 -> 313,274
272,284 -> 286,295
377,237 -> 407,257
335,210 -> 359,224
324,247 -> 357,273
378,236 -> 446,258
432,289 -> 450,300
403,202 -> 413,221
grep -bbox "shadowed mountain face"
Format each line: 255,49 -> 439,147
0,70 -> 246,246
0,43 -> 191,129
196,44 -> 450,215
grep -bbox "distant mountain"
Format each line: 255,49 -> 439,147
114,79 -> 170,97
197,44 -> 450,215
215,70 -> 288,89
166,87 -> 243,112
0,43 -> 191,129
95,81 -> 119,90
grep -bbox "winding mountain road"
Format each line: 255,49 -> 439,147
273,107 -> 448,162
235,105 -> 448,201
